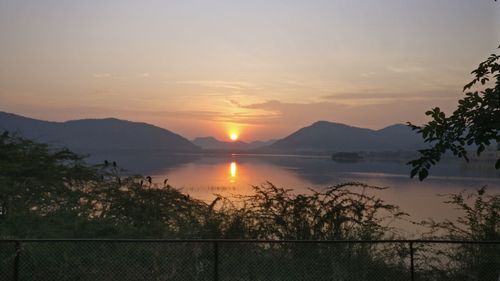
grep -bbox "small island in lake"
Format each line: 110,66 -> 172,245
331,152 -> 363,162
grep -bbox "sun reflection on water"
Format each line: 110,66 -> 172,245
229,161 -> 237,183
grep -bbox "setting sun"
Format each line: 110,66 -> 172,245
229,132 -> 239,141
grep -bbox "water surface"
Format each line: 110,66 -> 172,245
143,154 -> 500,235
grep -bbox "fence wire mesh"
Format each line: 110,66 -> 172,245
0,240 -> 498,281
0,241 -> 16,280
413,242 -> 500,281
217,242 -> 409,281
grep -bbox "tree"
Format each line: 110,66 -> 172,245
0,131 -> 98,237
418,187 -> 500,281
408,47 -> 500,180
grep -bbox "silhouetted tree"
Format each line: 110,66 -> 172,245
417,187 -> 500,281
408,46 -> 500,180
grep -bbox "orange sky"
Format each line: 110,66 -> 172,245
0,1 -> 498,141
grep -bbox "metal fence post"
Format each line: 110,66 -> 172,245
409,241 -> 415,281
14,241 -> 21,281
213,241 -> 219,281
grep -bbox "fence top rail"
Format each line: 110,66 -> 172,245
0,239 -> 499,244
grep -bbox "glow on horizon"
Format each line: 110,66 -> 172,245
0,1 -> 497,141
229,132 -> 239,141
227,124 -> 241,141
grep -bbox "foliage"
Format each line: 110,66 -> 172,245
217,182 -> 406,240
422,187 -> 499,241
1,133 -> 499,279
417,187 -> 500,281
408,47 -> 500,180
0,132 -> 405,240
4,240 -> 408,281
0,133 -> 414,279
0,131 -> 98,237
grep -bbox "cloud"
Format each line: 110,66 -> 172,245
321,90 -> 461,102
92,72 -> 153,79
231,100 -> 348,127
165,80 -> 257,91
230,97 -> 459,131
147,109 -> 279,125
360,71 -> 377,78
92,73 -> 111,79
386,64 -> 425,74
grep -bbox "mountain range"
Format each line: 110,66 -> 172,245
192,137 -> 276,150
0,112 -> 424,156
268,121 -> 424,152
0,112 -> 199,153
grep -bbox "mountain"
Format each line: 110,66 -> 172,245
247,139 -> 277,149
374,124 -> 423,148
192,136 -> 276,150
1,111 -> 423,157
268,121 -> 424,152
0,112 -> 200,153
192,137 -> 248,150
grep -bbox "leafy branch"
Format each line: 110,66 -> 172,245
408,47 -> 500,180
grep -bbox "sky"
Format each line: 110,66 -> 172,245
0,0 -> 498,141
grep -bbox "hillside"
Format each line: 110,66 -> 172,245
268,121 -> 424,152
192,136 -> 276,150
0,112 -> 425,156
0,112 -> 200,153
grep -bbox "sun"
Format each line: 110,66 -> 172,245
225,123 -> 241,141
229,132 -> 239,141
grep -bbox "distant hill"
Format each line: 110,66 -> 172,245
247,139 -> 277,149
0,112 -> 200,153
0,112 -> 424,157
268,121 -> 424,153
192,136 -> 276,150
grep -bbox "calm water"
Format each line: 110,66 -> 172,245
90,151 -> 500,235
142,154 -> 498,236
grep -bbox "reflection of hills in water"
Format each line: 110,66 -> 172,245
114,153 -> 498,236
84,150 -> 500,186
83,149 -> 202,175
238,155 -> 500,185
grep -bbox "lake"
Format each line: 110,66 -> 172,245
88,151 -> 500,236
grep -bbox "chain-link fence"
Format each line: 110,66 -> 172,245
0,240 -> 498,281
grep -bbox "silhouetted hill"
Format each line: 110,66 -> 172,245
247,139 -> 277,149
374,124 -> 422,148
192,136 -> 276,150
0,112 -> 200,153
1,112 -> 424,156
268,121 -> 424,153
192,137 -> 247,150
